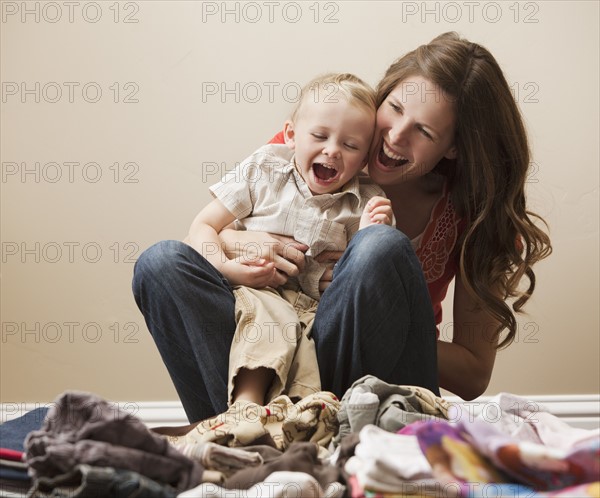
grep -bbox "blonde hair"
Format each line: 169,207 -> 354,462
377,32 -> 552,348
291,72 -> 376,121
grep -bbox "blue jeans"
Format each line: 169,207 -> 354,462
132,225 -> 439,423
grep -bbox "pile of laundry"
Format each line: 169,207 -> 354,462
0,375 -> 597,497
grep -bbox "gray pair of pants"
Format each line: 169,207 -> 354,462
28,464 -> 177,498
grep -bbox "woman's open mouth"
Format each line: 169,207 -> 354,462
378,141 -> 410,168
312,162 -> 340,184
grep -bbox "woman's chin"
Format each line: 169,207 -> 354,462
368,160 -> 406,185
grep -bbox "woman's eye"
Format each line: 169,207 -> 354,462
389,102 -> 402,113
419,127 -> 433,140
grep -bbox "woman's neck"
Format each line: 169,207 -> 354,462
383,172 -> 445,199
383,173 -> 446,240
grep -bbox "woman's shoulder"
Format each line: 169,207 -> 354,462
267,131 -> 285,144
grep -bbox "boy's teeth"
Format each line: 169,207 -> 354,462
383,142 -> 407,161
313,162 -> 338,181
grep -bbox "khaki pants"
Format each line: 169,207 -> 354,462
229,286 -> 321,405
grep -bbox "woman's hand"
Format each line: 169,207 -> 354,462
315,250 -> 344,293
219,229 -> 308,288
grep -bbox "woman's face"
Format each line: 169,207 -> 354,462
368,75 -> 457,186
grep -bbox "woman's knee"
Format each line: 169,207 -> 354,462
340,225 -> 414,274
133,240 -> 190,283
132,240 -> 216,299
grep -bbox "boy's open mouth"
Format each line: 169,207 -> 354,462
378,141 -> 410,168
312,162 -> 339,183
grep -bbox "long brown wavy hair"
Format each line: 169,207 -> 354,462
376,32 -> 552,348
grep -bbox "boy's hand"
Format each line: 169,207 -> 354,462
220,258 -> 279,288
359,196 -> 394,229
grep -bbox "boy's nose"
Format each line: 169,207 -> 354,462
323,142 -> 341,158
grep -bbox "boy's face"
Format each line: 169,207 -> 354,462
284,97 -> 375,195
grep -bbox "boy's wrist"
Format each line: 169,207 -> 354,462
219,258 -> 233,276
220,259 -> 240,284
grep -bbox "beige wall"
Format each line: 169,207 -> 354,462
1,1 -> 598,404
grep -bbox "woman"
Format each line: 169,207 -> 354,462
132,32 -> 551,423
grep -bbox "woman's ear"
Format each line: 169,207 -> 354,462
444,144 -> 457,160
283,120 -> 296,149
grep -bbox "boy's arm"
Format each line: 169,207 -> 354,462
188,199 -> 235,272
188,200 -> 276,287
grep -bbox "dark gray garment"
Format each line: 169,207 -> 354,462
24,391 -> 203,492
27,463 -> 178,498
224,442 -> 339,490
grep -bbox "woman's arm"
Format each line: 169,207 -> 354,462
437,273 -> 500,400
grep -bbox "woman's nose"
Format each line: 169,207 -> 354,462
388,121 -> 410,146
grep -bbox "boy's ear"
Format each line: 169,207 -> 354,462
283,120 -> 296,149
444,144 -> 457,160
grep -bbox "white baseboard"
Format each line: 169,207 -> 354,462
2,394 -> 599,430
444,394 -> 600,431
